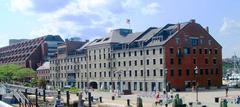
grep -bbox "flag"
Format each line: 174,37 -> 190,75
126,19 -> 130,24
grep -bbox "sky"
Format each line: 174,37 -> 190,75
0,0 -> 240,58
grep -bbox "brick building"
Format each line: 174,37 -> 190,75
49,19 -> 222,91
0,35 -> 64,70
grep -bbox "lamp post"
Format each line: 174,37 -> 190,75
164,68 -> 168,92
194,66 -> 199,104
116,71 -> 122,97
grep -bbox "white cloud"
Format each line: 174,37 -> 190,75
8,0 -> 162,40
141,2 -> 161,15
220,18 -> 240,36
10,0 -> 32,12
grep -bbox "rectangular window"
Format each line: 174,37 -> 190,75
153,59 -> 156,65
170,58 -> 174,65
129,61 -> 132,66
141,60 -> 143,65
135,70 -> 137,77
160,58 -> 163,64
211,69 -> 214,75
214,49 -> 218,54
141,70 -> 143,76
146,59 -> 149,65
147,70 -> 150,76
160,69 -> 163,76
171,69 -> 174,77
216,68 -> 219,74
205,58 -> 208,64
129,52 -> 131,57
200,69 -> 203,75
153,69 -> 156,76
213,59 -> 217,64
153,49 -> 155,55
178,58 -> 182,64
146,50 -> 149,55
184,48 -> 190,55
123,52 -> 126,57
205,69 -> 209,75
193,58 -> 196,64
159,48 -> 162,54
129,70 -> 132,77
193,49 -> 196,54
178,69 -> 182,76
170,48 -> 174,54
134,51 -> 137,56
199,49 -> 202,54
204,49 -> 208,54
118,53 -> 120,57
134,60 -> 137,66
140,50 -> 143,56
186,69 -> 190,76
191,39 -> 198,46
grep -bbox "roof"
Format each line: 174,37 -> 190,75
37,62 -> 50,70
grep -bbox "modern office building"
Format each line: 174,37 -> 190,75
9,39 -> 29,45
0,35 -> 64,70
49,19 -> 222,91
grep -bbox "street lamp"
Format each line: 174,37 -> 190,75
115,70 -> 122,97
194,66 -> 199,104
164,68 -> 168,92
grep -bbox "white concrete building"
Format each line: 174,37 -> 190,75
49,28 -> 167,92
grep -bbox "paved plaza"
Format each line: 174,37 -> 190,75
59,88 -> 240,107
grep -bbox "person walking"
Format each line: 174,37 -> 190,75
155,91 -> 160,105
225,87 -> 229,97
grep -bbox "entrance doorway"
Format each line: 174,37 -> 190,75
89,82 -> 98,89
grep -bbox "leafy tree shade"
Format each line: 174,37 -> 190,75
0,64 -> 36,82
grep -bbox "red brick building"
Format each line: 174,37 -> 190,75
164,19 -> 222,91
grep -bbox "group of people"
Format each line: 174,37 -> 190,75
155,90 -> 172,107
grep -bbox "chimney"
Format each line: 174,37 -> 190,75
190,19 -> 196,23
205,26 -> 209,33
177,23 -> 180,31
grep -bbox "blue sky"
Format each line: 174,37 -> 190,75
0,0 -> 240,58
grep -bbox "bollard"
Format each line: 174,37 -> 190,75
43,89 -> 46,102
57,89 -> 61,99
99,97 -> 102,103
88,92 -> 92,107
127,99 -> 130,106
66,91 -> 70,107
35,88 -> 38,107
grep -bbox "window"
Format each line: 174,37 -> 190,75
176,37 -> 180,44
153,69 -> 156,76
191,39 -> 198,46
160,58 -> 163,64
141,70 -> 143,76
124,71 -> 126,77
205,69 -> 209,75
193,49 -> 196,54
123,61 -> 126,66
178,69 -> 182,76
129,52 -> 131,57
171,69 -> 174,77
129,70 -> 132,77
193,58 -> 196,64
170,48 -> 174,54
170,58 -> 174,65
146,59 -> 149,65
216,68 -> 219,74
146,50 -> 149,55
214,49 -> 218,54
118,53 -> 120,57
134,60 -> 137,66
178,58 -> 182,64
213,59 -> 217,64
186,69 -> 190,76
205,58 -> 208,64
160,69 -> 163,76
140,50 -> 143,56
153,59 -> 156,65
211,69 -> 214,75
153,49 -> 155,55
123,52 -> 126,57
140,60 -> 143,65
147,70 -> 150,76
129,61 -> 132,66
134,51 -> 137,56
204,49 -> 208,54
135,70 -> 137,77
184,48 -> 190,55
200,69 -> 203,75
159,48 -> 162,54
199,49 -> 202,54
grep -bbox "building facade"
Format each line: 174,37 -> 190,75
36,62 -> 50,81
49,19 -> 222,91
0,35 -> 64,70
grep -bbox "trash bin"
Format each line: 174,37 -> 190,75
215,97 -> 219,103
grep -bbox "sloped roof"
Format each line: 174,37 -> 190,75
37,62 -> 49,70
